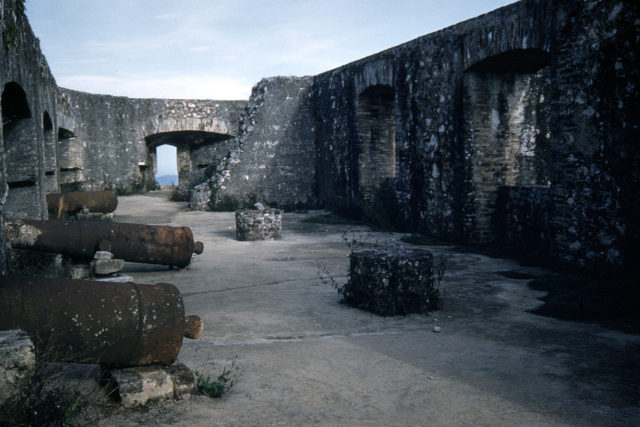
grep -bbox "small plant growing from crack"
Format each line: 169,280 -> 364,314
196,361 -> 239,398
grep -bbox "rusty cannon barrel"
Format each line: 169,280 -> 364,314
0,276 -> 203,367
46,191 -> 118,216
5,219 -> 204,268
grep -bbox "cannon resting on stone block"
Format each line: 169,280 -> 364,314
0,276 -> 203,367
5,219 -> 204,268
46,191 -> 118,216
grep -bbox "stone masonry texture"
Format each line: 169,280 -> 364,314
343,248 -> 437,316
0,0 -> 638,278
235,208 -> 282,241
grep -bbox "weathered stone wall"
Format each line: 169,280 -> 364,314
0,0 -> 59,273
56,88 -> 246,194
313,1 -> 555,235
212,76 -> 317,209
312,0 -> 639,274
544,1 -> 639,274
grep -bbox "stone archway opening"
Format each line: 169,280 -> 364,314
464,48 -> 551,242
356,84 -> 396,202
1,82 -> 42,217
143,130 -> 233,193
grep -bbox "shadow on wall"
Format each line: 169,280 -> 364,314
57,127 -> 85,192
464,48 -> 551,243
1,82 -> 42,218
356,84 -> 396,202
42,111 -> 57,193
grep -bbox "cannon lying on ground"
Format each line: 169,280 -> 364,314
5,219 -> 204,268
0,276 -> 202,366
46,191 -> 118,217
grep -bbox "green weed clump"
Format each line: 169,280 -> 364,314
196,362 -> 239,398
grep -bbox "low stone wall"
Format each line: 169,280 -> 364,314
235,209 -> 282,241
340,248 -> 437,316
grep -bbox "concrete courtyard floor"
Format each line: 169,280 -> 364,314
97,191 -> 639,426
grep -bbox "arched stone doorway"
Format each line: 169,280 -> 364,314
463,48 -> 551,242
1,82 -> 44,218
143,130 -> 233,192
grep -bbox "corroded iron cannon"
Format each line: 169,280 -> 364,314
5,219 -> 204,268
46,191 -> 118,216
0,276 -> 203,366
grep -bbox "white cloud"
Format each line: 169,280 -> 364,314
57,74 -> 253,100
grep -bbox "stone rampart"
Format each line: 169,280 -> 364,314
56,88 -> 246,193
311,0 -> 639,274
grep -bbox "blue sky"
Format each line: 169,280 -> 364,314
26,0 -> 515,100
156,145 -> 178,179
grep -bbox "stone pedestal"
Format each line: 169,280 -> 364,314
90,258 -> 125,276
103,361 -> 196,408
341,248 -> 438,316
0,330 -> 36,404
235,208 -> 282,241
63,258 -> 91,280
63,251 -> 125,278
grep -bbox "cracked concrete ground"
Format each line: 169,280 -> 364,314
97,191 -> 640,426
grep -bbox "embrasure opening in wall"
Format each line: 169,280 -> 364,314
43,111 -> 58,192
2,82 -> 35,185
463,48 -> 551,243
57,127 -> 76,140
57,127 -> 85,191
2,82 -> 41,217
42,111 -> 53,132
144,130 -> 232,191
356,84 -> 396,201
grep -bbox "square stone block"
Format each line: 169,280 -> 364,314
90,258 -> 125,276
104,361 -> 196,408
341,248 -> 438,316
235,208 -> 282,241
